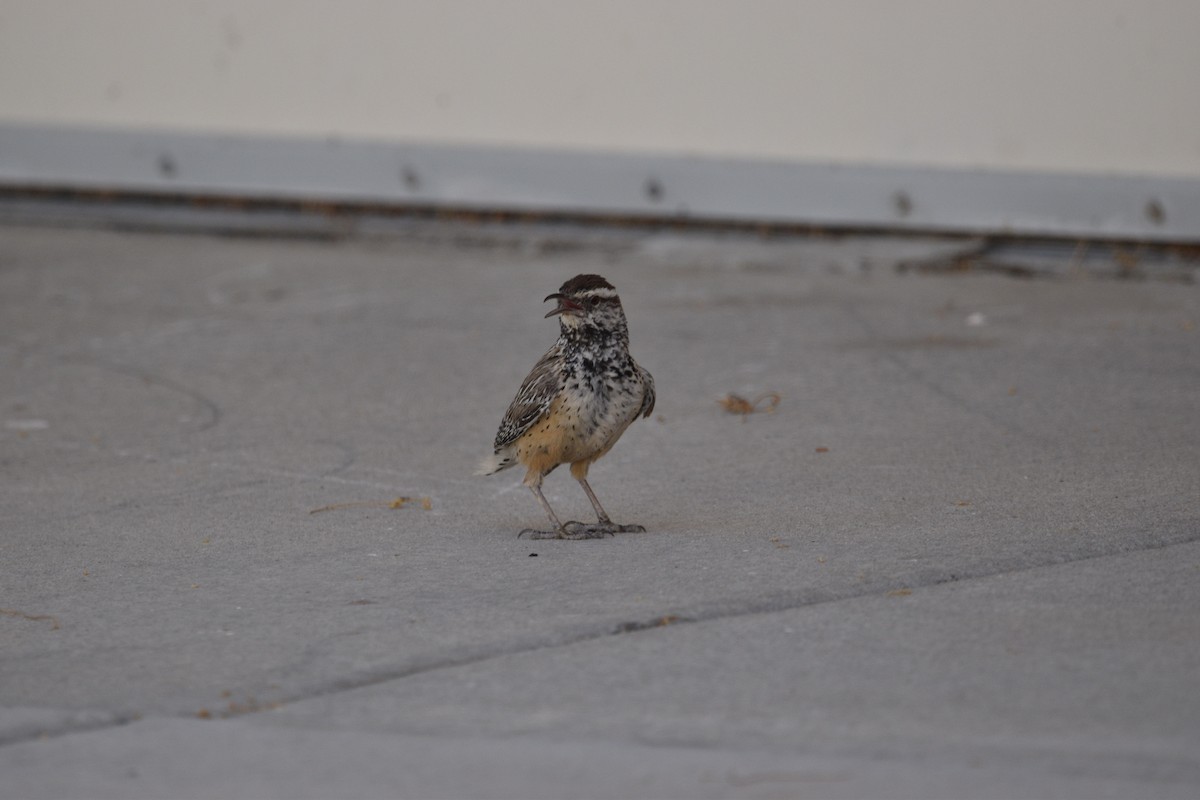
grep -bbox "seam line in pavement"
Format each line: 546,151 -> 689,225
4,531 -> 1196,749
220,529 -> 1200,713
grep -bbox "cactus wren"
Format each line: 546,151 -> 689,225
478,274 -> 655,539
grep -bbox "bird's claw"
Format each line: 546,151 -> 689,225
560,520 -> 614,538
518,527 -> 611,540
563,520 -> 645,536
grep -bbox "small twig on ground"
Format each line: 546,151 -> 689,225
718,391 -> 781,421
309,496 -> 432,514
0,608 -> 61,630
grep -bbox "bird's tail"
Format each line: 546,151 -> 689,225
475,449 -> 517,476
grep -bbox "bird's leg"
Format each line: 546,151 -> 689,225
519,482 -> 611,540
564,477 -> 645,535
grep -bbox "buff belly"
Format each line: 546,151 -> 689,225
517,389 -> 642,481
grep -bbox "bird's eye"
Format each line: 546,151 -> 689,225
588,297 -> 599,307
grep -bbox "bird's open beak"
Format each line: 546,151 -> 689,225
544,292 -> 583,318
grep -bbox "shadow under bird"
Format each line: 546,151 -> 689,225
478,274 -> 655,539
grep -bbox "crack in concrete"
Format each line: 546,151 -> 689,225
0,711 -> 141,749
4,530 -> 1196,750
59,354 -> 223,433
199,527 -> 1200,715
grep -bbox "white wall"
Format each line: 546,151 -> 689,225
2,0 -> 1199,178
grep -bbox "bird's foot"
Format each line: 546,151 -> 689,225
518,526 -> 611,540
564,520 -> 645,536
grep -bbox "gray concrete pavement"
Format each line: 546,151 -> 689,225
1,215 -> 1198,798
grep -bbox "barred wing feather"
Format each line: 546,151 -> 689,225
493,343 -> 563,452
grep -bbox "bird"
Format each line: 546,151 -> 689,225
478,274 -> 655,539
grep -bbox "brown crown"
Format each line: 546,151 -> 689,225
558,274 -> 616,295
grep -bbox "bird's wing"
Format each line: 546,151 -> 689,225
637,363 -> 656,419
493,342 -> 563,452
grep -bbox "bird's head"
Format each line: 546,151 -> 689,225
544,274 -> 627,335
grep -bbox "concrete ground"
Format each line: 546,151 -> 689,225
1,208 -> 1198,799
